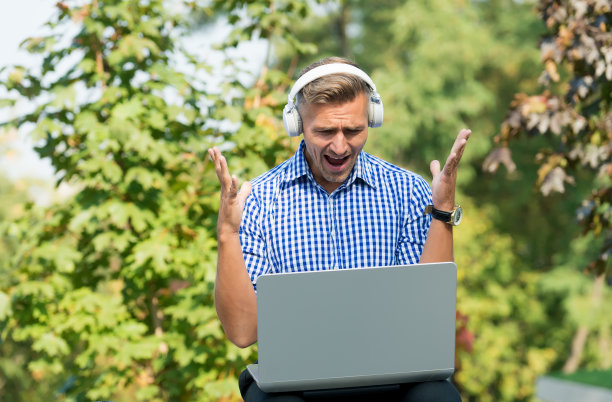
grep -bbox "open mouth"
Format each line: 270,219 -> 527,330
324,155 -> 350,169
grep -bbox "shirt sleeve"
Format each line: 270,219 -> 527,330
239,191 -> 270,292
396,174 -> 432,264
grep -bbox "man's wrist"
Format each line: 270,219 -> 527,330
217,230 -> 240,243
425,204 -> 462,226
432,201 -> 455,211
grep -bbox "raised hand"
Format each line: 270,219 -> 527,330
208,147 -> 252,236
208,147 -> 257,347
429,129 -> 471,211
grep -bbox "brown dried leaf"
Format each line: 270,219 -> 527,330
568,144 -> 584,160
598,163 -> 612,178
594,0 -> 611,12
527,113 -> 540,130
482,147 -> 517,174
595,60 -> 606,78
572,115 -> 587,133
538,115 -> 550,133
540,166 -> 575,196
572,0 -> 588,19
550,113 -> 563,135
545,60 -> 561,82
583,143 -> 607,168
558,26 -> 574,47
507,109 -> 522,129
524,96 -> 548,115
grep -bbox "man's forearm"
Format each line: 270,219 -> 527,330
418,220 -> 454,263
420,128 -> 469,264
214,232 -> 258,348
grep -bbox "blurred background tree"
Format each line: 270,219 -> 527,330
0,0 -> 315,400
0,126 -> 62,401
485,0 -> 611,377
273,0 -> 605,400
0,0 -> 609,401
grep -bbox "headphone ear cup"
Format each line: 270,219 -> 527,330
283,104 -> 302,137
368,93 -> 384,128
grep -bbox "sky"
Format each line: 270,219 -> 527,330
0,1 -> 56,193
0,1 -> 53,67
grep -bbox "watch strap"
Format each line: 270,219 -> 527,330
424,205 -> 453,223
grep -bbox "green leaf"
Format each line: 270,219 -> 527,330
0,291 -> 11,321
32,333 -> 70,357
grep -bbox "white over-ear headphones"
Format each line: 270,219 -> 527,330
282,63 -> 384,137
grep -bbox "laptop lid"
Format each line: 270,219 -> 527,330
250,262 -> 457,392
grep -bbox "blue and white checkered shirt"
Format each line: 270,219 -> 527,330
239,140 -> 433,290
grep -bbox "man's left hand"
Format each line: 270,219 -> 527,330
429,128 -> 471,211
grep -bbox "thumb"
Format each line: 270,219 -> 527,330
238,181 -> 252,203
430,160 -> 441,178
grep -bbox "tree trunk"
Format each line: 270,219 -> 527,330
563,326 -> 589,374
337,0 -> 350,58
562,272 -> 606,374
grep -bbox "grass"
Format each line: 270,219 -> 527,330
548,368 -> 612,390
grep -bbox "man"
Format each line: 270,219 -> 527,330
209,57 -> 469,401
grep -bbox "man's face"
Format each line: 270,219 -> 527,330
300,93 -> 369,193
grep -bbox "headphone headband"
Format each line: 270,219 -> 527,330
287,63 -> 378,106
282,62 -> 383,137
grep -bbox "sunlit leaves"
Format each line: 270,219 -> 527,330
454,199 -> 559,401
0,0 -> 315,399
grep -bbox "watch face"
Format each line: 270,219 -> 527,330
452,206 -> 463,225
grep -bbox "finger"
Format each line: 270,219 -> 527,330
443,151 -> 459,176
229,175 -> 239,197
210,148 -> 222,178
459,128 -> 471,139
450,129 -> 470,158
430,160 -> 441,178
238,181 -> 253,204
451,129 -> 470,150
456,129 -> 471,156
215,153 -> 233,191
443,129 -> 471,175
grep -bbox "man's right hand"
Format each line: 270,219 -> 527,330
208,147 -> 257,348
208,147 -> 252,236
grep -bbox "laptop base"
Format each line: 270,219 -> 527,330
247,363 -> 453,393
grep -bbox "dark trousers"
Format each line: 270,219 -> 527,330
239,368 -> 462,402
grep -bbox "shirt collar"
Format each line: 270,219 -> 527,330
284,140 -> 377,190
284,140 -> 311,183
347,150 -> 377,189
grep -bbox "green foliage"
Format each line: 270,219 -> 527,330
269,0 -> 612,399
274,0 -> 545,176
478,0 -> 612,385
487,0 -> 611,275
0,175 -> 46,401
1,0 -> 608,400
272,1 -> 579,400
453,198 -> 561,401
0,0 -> 315,399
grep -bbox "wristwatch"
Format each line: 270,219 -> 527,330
424,205 -> 463,226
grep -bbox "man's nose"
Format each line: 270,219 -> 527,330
329,131 -> 348,155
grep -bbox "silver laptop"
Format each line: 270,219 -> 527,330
247,262 -> 457,393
